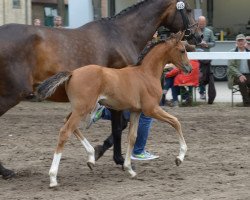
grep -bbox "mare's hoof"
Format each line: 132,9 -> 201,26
113,155 -> 124,166
94,145 -> 104,161
87,162 -> 95,170
175,158 -> 182,166
2,169 -> 15,180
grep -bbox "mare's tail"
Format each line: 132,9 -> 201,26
37,71 -> 72,100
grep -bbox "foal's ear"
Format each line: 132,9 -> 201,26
176,31 -> 185,42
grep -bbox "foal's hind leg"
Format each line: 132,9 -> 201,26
74,129 -> 95,170
49,111 -> 83,187
64,113 -> 95,170
147,106 -> 187,165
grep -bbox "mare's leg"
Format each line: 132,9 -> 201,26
0,95 -> 23,179
95,110 -> 128,163
0,162 -> 15,179
123,112 -> 140,177
49,111 -> 83,187
147,106 -> 187,165
110,110 -> 126,165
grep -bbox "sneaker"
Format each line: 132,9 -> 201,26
166,100 -> 179,107
86,104 -> 105,129
200,93 -> 206,100
131,151 -> 159,161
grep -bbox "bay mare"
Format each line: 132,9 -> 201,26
0,0 -> 201,178
37,32 -> 191,187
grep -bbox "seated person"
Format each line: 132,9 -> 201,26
227,34 -> 250,106
160,64 -> 175,106
246,36 -> 250,50
165,60 -> 200,106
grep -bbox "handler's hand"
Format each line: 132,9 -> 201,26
239,75 -> 247,83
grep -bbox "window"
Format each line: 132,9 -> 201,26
13,0 -> 21,9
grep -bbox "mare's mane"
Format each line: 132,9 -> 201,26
97,0 -> 151,22
113,0 -> 150,18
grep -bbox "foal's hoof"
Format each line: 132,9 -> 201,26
87,162 -> 95,170
94,145 -> 104,161
175,158 -> 182,166
122,164 -> 136,171
2,169 -> 15,180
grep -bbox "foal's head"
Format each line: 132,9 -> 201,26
164,31 -> 192,73
136,31 -> 192,74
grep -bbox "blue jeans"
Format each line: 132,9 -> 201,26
199,85 -> 206,95
101,109 -> 152,155
165,77 -> 190,101
165,77 -> 179,101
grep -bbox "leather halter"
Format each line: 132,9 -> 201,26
173,0 -> 197,37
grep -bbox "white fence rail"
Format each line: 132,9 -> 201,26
187,52 -> 250,60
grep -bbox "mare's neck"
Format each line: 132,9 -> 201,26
140,45 -> 171,79
113,0 -> 172,53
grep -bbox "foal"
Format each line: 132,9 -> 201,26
37,32 -> 192,187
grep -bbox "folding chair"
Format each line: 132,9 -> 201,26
231,85 -> 240,107
179,84 -> 197,106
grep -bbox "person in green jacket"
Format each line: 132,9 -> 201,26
227,34 -> 250,106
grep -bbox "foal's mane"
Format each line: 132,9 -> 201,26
136,38 -> 170,66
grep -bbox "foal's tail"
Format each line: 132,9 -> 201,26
37,71 -> 72,100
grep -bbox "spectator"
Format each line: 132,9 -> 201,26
33,18 -> 41,26
165,60 -> 200,107
160,64 -> 175,106
246,36 -> 250,50
196,16 -> 215,100
227,34 -> 250,107
54,16 -> 63,28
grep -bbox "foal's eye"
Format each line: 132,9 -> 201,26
180,49 -> 186,54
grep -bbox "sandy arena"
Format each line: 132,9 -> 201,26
0,101 -> 249,200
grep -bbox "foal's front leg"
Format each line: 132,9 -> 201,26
148,106 -> 187,165
123,112 -> 140,177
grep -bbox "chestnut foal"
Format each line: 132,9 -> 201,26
37,32 -> 192,187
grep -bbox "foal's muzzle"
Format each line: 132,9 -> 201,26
182,65 -> 192,74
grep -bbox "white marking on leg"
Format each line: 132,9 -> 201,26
123,112 -> 140,177
49,153 -> 62,187
81,138 -> 95,164
177,140 -> 187,162
124,152 -> 137,177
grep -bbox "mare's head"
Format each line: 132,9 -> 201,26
160,0 -> 202,45
164,32 -> 192,73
